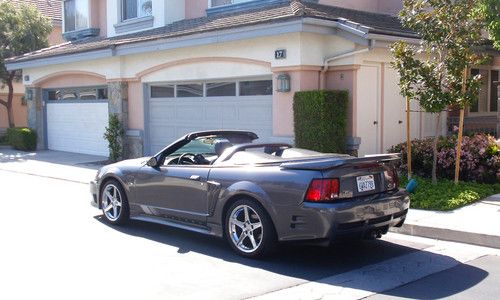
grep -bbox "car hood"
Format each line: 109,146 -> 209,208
111,157 -> 149,167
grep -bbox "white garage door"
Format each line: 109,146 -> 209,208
47,101 -> 109,156
148,79 -> 273,154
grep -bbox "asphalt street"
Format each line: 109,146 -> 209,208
0,169 -> 499,300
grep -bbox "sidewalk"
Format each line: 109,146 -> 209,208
1,147 -> 500,249
391,194 -> 500,249
0,148 -> 106,183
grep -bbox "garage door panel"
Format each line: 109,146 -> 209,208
148,88 -> 273,154
47,102 -> 109,156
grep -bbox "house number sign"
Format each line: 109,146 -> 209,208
275,49 -> 287,59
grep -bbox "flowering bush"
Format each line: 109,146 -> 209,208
389,133 -> 500,183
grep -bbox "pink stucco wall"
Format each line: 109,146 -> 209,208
185,0 -> 207,19
0,94 -> 27,128
128,81 -> 144,130
36,73 -> 106,88
319,0 -> 402,15
90,0 -> 107,37
272,69 -> 320,136
325,68 -> 357,136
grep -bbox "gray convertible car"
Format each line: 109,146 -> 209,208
91,130 -> 409,258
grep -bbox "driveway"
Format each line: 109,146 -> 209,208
0,148 -> 107,183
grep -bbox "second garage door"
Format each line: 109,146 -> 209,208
147,79 -> 273,154
45,87 -> 109,156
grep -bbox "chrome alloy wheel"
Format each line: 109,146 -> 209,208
228,205 -> 263,253
101,184 -> 123,222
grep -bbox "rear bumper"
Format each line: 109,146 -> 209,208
90,180 -> 99,208
277,189 -> 410,242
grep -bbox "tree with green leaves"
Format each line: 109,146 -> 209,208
478,0 -> 500,50
0,2 -> 52,128
391,0 -> 487,184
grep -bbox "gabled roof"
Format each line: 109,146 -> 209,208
9,0 -> 62,22
6,0 -> 416,67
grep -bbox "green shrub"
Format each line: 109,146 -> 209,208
0,133 -> 8,145
6,127 -> 37,151
390,133 -> 500,183
293,90 -> 348,153
103,114 -> 124,161
401,176 -> 500,211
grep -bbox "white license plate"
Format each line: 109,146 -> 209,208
356,175 -> 375,192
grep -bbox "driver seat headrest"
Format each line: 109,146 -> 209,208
214,141 -> 232,156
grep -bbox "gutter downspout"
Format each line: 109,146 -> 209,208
319,40 -> 374,89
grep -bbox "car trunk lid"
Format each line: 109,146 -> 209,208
282,154 -> 400,199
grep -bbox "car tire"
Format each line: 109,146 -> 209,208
100,179 -> 130,225
225,198 -> 276,258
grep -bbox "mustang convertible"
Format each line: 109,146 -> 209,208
91,130 -> 409,257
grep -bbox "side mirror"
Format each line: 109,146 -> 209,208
146,157 -> 158,167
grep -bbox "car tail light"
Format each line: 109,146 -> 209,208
305,179 -> 340,202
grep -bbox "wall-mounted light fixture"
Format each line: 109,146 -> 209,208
276,73 -> 291,93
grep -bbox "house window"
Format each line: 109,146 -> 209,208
150,79 -> 272,99
239,80 -> 273,96
122,0 -> 152,21
64,0 -> 89,32
470,69 -> 499,113
47,87 -> 108,101
206,82 -> 236,97
210,0 -> 253,7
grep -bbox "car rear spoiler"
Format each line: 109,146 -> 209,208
280,153 -> 401,170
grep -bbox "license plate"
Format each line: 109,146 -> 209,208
356,175 -> 375,192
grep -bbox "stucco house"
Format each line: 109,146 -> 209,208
4,0 -> 500,158
0,0 -> 65,131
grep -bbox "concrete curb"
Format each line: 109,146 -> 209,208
390,224 -> 500,249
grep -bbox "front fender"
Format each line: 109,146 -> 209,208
98,167 -> 135,203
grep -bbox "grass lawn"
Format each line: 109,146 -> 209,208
401,176 -> 500,211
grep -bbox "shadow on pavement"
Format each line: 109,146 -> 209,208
93,215 -> 488,297
378,263 -> 489,299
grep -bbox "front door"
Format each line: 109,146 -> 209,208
134,165 -> 210,224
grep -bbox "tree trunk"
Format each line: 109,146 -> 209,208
431,112 -> 442,185
1,71 -> 17,128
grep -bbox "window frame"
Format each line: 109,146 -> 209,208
63,0 -> 91,33
45,86 -> 109,102
149,78 -> 273,99
469,68 -> 499,116
120,0 -> 153,22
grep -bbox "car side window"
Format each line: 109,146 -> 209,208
164,138 -> 223,166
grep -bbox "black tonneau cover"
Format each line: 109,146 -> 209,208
280,153 -> 401,170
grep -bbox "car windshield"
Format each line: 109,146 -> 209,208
170,137 -> 228,157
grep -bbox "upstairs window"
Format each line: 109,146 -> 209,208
64,0 -> 89,32
122,0 -> 153,21
210,0 -> 254,7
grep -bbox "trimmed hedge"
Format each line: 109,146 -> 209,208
7,127 -> 37,151
293,90 -> 348,153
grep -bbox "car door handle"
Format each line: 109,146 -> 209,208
189,175 -> 201,181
